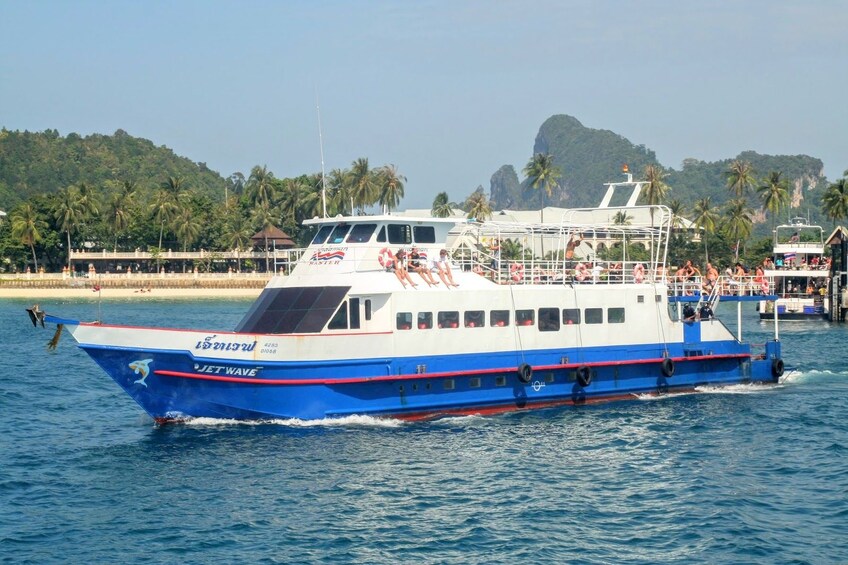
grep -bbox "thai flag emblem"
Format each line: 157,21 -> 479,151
310,250 -> 346,263
784,252 -> 796,262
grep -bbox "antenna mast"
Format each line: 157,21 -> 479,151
316,96 -> 328,218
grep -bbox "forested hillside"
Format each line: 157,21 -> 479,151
490,115 -> 829,230
0,128 -> 227,207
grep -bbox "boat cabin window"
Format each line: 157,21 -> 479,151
490,310 -> 510,327
585,308 -> 603,324
608,307 -> 625,324
376,226 -> 386,242
387,224 -> 412,244
349,298 -> 361,329
346,224 -> 377,244
234,286 -> 351,334
539,308 -> 560,332
563,308 -> 580,325
311,225 -> 334,245
413,226 -> 436,244
464,310 -> 485,328
328,301 -> 349,330
365,299 -> 372,321
516,309 -> 535,326
328,224 -> 351,244
418,312 -> 433,330
438,311 -> 459,328
397,312 -> 412,330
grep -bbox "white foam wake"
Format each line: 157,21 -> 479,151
179,414 -> 405,428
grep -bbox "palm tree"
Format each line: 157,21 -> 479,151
349,158 -> 378,213
54,186 -> 85,268
523,153 -> 562,208
246,165 -> 275,209
377,164 -> 405,213
641,164 -> 670,206
279,178 -> 306,228
222,214 -> 253,272
149,189 -> 179,270
725,160 -> 757,198
252,202 -> 279,272
431,192 -> 456,218
465,190 -> 492,221
724,198 -> 754,262
691,197 -> 719,262
11,203 -> 46,271
822,177 -> 848,226
106,180 -> 137,252
173,206 -> 199,251
758,171 -> 790,233
612,211 -> 632,225
327,168 -> 351,216
724,160 -> 756,259
666,199 -> 686,230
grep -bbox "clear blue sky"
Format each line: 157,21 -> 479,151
2,1 -> 846,208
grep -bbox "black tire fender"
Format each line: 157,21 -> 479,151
576,365 -> 592,387
661,358 -> 675,378
518,363 -> 532,384
772,358 -> 785,378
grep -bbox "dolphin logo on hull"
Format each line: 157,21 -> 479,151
129,359 -> 154,387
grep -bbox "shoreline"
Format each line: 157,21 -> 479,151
0,287 -> 262,299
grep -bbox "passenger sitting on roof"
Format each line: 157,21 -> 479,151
409,247 -> 439,287
394,249 -> 418,289
434,249 -> 459,287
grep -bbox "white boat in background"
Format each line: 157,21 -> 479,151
759,218 -> 830,321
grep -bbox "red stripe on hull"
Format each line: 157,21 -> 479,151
154,353 -> 751,386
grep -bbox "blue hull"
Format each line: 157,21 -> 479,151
80,339 -> 783,422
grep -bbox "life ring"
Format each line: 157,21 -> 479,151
377,247 -> 395,269
661,358 -> 675,378
576,365 -> 592,387
772,358 -> 784,378
633,263 -> 645,283
510,262 -> 524,282
517,363 -> 532,383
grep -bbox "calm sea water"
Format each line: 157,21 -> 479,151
1,297 -> 847,564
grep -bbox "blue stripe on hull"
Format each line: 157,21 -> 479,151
80,340 -> 781,421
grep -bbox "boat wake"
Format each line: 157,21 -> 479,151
179,414 -> 405,428
694,382 -> 780,394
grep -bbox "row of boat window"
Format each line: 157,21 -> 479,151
399,373 -> 558,393
312,223 -> 436,246
396,307 -> 626,331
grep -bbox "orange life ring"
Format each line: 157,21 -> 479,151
378,247 -> 395,268
510,262 -> 524,282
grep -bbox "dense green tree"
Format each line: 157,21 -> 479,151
725,160 -> 757,198
222,213 -> 253,272
431,192 -> 456,218
822,176 -> 848,226
691,197 -> 719,262
53,186 -> 86,268
377,165 -> 405,213
641,164 -> 670,206
723,198 -> 754,262
465,189 -> 492,221
349,158 -> 378,213
758,171 -> 790,233
523,153 -> 562,208
10,203 -> 46,270
246,165 -> 275,209
149,188 -> 179,268
105,180 -> 137,252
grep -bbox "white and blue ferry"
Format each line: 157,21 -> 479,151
36,198 -> 785,423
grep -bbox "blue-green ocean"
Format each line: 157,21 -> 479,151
1,297 -> 847,564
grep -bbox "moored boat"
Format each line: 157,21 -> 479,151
30,181 -> 786,423
758,218 -> 830,321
